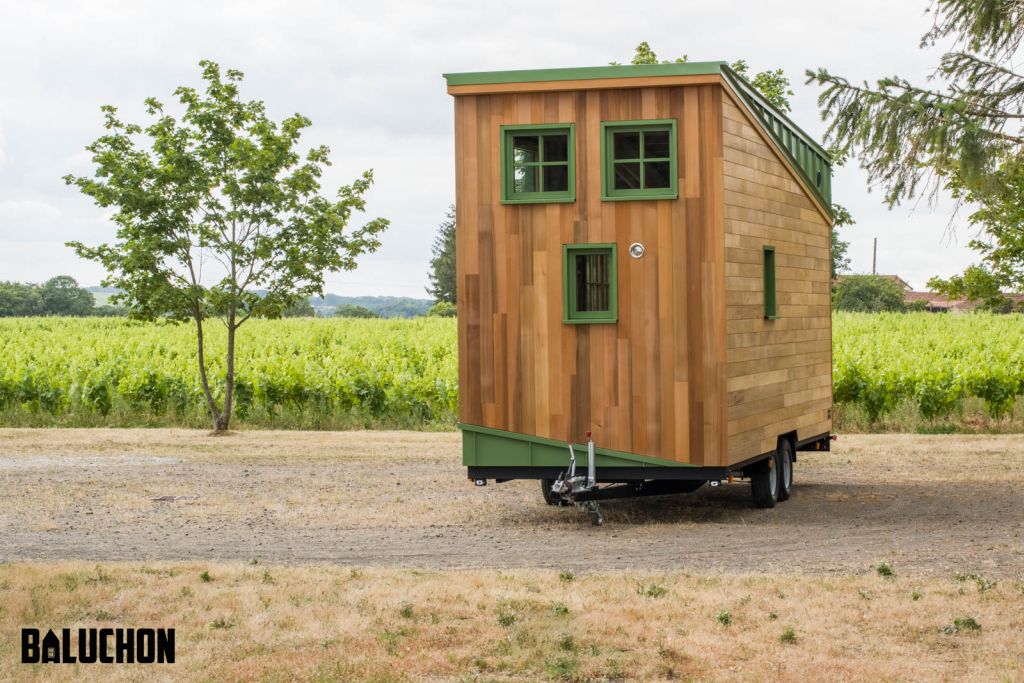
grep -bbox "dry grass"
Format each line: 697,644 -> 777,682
1,562 -> 1022,682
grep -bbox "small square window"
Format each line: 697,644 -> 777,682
501,124 -> 575,204
764,245 -> 777,320
563,244 -> 618,324
601,120 -> 678,200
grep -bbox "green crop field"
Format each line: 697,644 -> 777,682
833,312 -> 1024,428
0,317 -> 458,429
0,313 -> 1021,430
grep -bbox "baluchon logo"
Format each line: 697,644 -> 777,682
22,628 -> 174,664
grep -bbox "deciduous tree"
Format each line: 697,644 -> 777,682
928,264 -> 1014,311
334,304 -> 379,318
66,61 -> 389,431
833,274 -> 908,313
40,276 -> 95,316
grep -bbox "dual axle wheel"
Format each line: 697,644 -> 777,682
750,439 -> 794,508
541,438 -> 795,515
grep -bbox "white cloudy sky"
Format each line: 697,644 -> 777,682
0,0 -> 978,295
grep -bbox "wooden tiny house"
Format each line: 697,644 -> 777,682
445,62 -> 833,506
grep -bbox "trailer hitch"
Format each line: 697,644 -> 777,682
550,432 -> 603,526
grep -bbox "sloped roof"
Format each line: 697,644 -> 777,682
443,62 -> 833,212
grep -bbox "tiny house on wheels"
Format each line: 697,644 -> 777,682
444,62 -> 834,523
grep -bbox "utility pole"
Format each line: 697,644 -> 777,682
872,237 -> 877,275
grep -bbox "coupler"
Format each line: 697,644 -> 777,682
549,432 -> 603,526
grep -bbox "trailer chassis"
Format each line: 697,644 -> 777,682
469,431 -> 833,525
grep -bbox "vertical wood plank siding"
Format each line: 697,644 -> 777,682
455,85 -> 727,466
721,94 -> 833,461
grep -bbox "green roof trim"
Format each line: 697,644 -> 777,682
444,61 -> 728,86
444,61 -> 833,217
720,65 -> 833,211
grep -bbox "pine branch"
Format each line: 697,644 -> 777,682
807,68 -> 1023,204
922,0 -> 1024,58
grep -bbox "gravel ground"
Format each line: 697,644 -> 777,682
0,429 -> 1021,577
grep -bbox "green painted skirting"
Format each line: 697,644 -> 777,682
458,423 -> 695,469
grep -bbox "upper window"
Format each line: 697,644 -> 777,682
601,119 -> 678,200
500,124 -> 575,204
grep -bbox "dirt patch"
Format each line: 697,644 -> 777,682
0,429 -> 1022,577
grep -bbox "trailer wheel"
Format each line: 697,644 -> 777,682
750,450 -> 780,509
777,439 -> 794,502
541,479 -> 564,506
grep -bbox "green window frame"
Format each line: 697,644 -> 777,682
500,124 -> 575,204
763,245 -> 777,320
562,243 -> 618,324
601,119 -> 678,201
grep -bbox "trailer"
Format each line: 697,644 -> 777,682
444,62 -> 834,523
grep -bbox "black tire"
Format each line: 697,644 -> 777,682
750,450 -> 780,509
777,439 -> 794,502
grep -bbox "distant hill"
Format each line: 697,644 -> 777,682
86,287 -> 433,318
312,295 -> 432,318
86,286 -> 120,306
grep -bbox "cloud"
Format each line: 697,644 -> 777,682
0,199 -> 62,226
0,0 -> 979,292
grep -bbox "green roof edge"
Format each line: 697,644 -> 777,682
719,66 -> 834,214
444,61 -> 728,86
720,65 -> 830,160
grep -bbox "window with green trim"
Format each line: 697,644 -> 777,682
500,124 -> 575,204
563,244 -> 617,324
601,120 -> 678,200
763,245 -> 777,320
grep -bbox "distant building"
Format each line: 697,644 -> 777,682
834,273 -> 912,291
904,290 -> 953,312
878,275 -> 913,292
835,274 -> 1023,313
904,287 -> 1024,313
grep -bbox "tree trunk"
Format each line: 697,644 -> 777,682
219,310 -> 236,432
194,313 -> 222,430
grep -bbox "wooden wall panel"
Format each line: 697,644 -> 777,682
721,94 -> 833,463
454,85 -> 727,465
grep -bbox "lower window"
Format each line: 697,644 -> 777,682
563,244 -> 618,324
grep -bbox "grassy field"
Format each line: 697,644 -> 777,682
1,313 -> 1023,432
3,563 -> 1021,681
